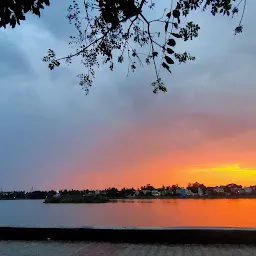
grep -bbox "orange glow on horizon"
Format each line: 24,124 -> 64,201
55,163 -> 256,190
50,126 -> 256,191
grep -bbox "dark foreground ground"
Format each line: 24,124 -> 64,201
0,241 -> 256,256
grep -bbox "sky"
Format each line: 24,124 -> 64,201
0,1 -> 256,190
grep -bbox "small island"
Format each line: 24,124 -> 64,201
44,194 -> 110,204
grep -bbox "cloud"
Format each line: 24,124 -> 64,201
0,1 -> 256,190
0,33 -> 33,78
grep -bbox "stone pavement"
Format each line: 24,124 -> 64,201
0,241 -> 256,256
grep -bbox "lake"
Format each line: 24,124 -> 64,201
1,199 -> 256,228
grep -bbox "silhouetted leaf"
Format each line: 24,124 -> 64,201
235,25 -> 243,35
118,55 -> 124,63
149,3 -> 155,9
167,39 -> 176,47
162,62 -> 169,69
48,63 -> 54,70
152,51 -> 158,57
10,17 -> 16,28
173,22 -> 178,29
165,22 -> 168,32
165,56 -> 174,65
162,62 -> 172,74
167,48 -> 174,54
173,9 -> 180,18
166,11 -> 172,18
174,51 -> 195,63
232,7 -> 239,16
171,33 -> 181,38
152,78 -> 167,93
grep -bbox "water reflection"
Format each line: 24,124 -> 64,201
0,199 -> 255,228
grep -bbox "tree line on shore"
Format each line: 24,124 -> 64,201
1,182 -> 256,200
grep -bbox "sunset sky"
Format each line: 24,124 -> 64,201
0,1 -> 256,190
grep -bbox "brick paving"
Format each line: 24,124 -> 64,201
0,241 -> 256,256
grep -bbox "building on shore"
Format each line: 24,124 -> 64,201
198,187 -> 204,197
244,187 -> 253,194
151,190 -> 161,197
213,187 -> 225,194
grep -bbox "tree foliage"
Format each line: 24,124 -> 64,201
0,0 -> 50,28
187,182 -> 206,194
1,0 -> 247,94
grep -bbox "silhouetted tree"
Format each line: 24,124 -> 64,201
47,190 -> 57,198
1,1 -> 246,94
26,190 -> 48,199
105,187 -> 119,198
0,0 -> 50,28
171,184 -> 178,195
141,184 -> 155,191
187,182 -> 206,194
119,187 -> 135,197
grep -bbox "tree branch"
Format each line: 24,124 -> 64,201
56,35 -> 105,61
140,13 -> 159,79
139,0 -> 147,11
238,0 -> 247,26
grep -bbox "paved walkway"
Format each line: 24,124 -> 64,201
0,241 -> 256,256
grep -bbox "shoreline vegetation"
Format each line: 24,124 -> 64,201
1,194 -> 256,202
44,195 -> 111,204
1,182 -> 256,203
43,194 -> 256,204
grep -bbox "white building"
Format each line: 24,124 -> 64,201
142,190 -> 151,195
198,187 -> 204,196
151,190 -> 161,197
213,187 -> 224,194
185,189 -> 195,196
244,187 -> 253,194
134,190 -> 140,196
53,191 -> 61,199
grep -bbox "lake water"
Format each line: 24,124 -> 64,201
1,199 -> 256,228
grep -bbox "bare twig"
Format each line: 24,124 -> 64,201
56,35 -> 105,61
140,13 -> 159,79
238,0 -> 247,26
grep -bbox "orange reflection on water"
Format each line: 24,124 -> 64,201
73,199 -> 256,228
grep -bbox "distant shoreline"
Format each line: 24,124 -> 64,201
1,195 -> 256,202
115,195 -> 256,200
117,195 -> 256,200
43,195 -> 256,204
43,195 -> 110,204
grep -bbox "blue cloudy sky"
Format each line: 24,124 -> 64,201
0,1 -> 256,190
